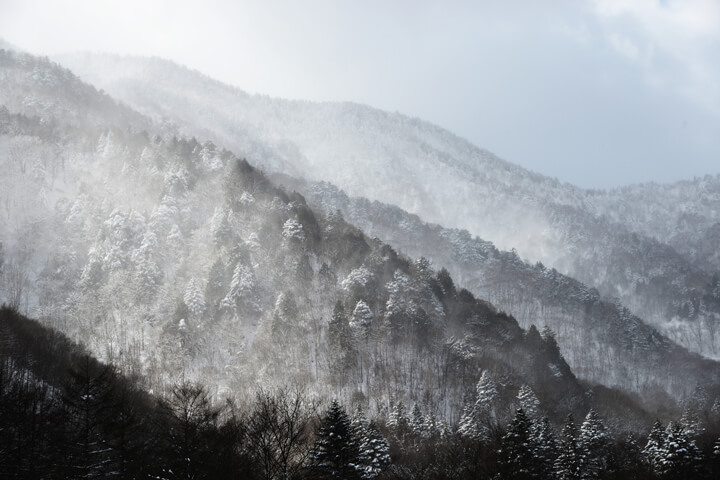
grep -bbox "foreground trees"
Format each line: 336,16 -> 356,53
4,306 -> 720,479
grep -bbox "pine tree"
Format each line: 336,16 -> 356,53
578,409 -> 610,479
658,422 -> 702,479
517,384 -> 541,420
532,416 -> 559,478
555,414 -> 581,480
680,405 -> 704,438
183,277 -> 206,318
500,408 -> 537,479
642,419 -> 665,474
309,400 -> 362,480
221,263 -> 259,317
457,403 -> 482,440
458,370 -> 498,441
350,300 -> 374,340
387,401 -> 409,439
357,421 -> 391,479
410,403 -> 425,438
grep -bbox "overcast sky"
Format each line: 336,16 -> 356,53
1,0 -> 718,188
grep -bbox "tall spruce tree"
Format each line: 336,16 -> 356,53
309,400 -> 362,480
500,408 -> 537,479
555,414 -> 581,480
532,416 -> 559,478
357,421 -> 391,480
578,409 -> 610,480
642,419 -> 665,474
658,422 -> 702,480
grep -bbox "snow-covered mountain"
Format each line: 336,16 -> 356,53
0,47 -> 597,424
55,53 -> 720,361
275,175 -> 718,402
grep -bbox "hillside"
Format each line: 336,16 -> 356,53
270,175 -> 719,402
55,53 -> 720,361
0,47 -> 588,423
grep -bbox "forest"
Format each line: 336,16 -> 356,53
3,305 -> 720,479
2,45 -> 720,479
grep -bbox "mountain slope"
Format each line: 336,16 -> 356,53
275,175 -> 720,402
0,48 -> 592,423
55,53 -> 720,361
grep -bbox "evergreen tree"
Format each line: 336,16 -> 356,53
517,384 -> 541,420
642,419 -> 665,474
578,409 -> 610,479
410,403 -> 425,438
499,408 -> 537,479
309,400 -> 362,480
387,401 -> 410,439
532,416 -> 559,478
458,370 -> 498,441
680,405 -> 704,438
555,414 -> 581,480
328,301 -> 358,384
658,422 -> 702,480
357,421 -> 391,480
183,277 -> 206,318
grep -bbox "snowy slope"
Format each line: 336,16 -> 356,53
55,53 -> 720,360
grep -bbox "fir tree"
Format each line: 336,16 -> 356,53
658,422 -> 702,479
387,401 -> 409,439
555,414 -> 581,480
183,277 -> 206,318
410,403 -> 425,438
642,419 -> 665,474
578,409 -> 610,479
309,400 -> 362,480
532,416 -> 559,478
500,408 -> 537,479
357,421 -> 391,479
458,370 -> 498,441
517,384 -> 541,421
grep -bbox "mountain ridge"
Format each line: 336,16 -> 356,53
54,52 -> 720,361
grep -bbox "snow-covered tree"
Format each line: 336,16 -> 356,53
410,403 -> 424,438
458,370 -> 498,441
183,277 -> 206,318
642,420 -> 665,473
579,409 -> 610,479
308,400 -> 362,480
282,218 -> 305,243
555,414 -> 581,480
680,405 -> 704,438
357,421 -> 391,479
532,416 -> 559,478
658,422 -> 702,478
517,384 -> 541,420
132,231 -> 162,302
350,300 -> 374,331
221,263 -> 259,317
210,207 -> 233,247
499,408 -> 537,479
387,401 -> 409,439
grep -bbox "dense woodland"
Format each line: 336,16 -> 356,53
56,52 -> 720,360
3,306 -> 720,479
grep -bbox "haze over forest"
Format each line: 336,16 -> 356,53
1,1 -> 720,479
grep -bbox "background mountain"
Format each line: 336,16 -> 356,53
275,175 -> 720,404
55,53 -> 720,362
1,47 -> 598,428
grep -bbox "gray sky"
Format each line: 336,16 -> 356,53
1,0 -> 718,188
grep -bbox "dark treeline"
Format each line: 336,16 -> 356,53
3,305 -> 720,479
